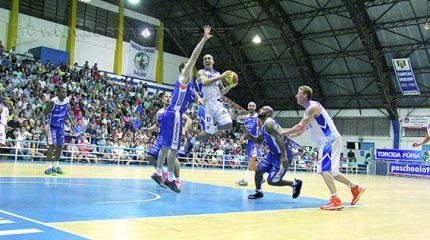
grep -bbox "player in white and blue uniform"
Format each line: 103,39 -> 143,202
246,106 -> 302,200
41,86 -> 72,175
236,102 -> 262,186
146,93 -> 192,190
184,53 -> 238,155
155,25 -> 211,193
284,85 -> 365,210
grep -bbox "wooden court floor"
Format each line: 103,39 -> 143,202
0,162 -> 429,240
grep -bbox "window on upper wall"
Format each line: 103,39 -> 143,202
0,0 -> 10,9
404,128 -> 427,138
20,0 -> 69,26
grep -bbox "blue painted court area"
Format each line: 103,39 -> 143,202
0,177 -> 329,223
0,211 -> 87,240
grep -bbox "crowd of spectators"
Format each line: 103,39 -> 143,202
0,44 -> 256,167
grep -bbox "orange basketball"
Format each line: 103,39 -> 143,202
222,71 -> 239,87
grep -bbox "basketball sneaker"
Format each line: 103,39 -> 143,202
162,171 -> 168,182
248,191 -> 264,199
320,196 -> 344,210
175,179 -> 183,190
52,167 -> 64,174
44,168 -> 56,176
236,179 -> 248,186
292,179 -> 302,199
151,173 -> 167,188
164,179 -> 181,193
351,185 -> 366,205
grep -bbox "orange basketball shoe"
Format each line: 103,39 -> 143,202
320,196 -> 344,210
351,185 -> 366,205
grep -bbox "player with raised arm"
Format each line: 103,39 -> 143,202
155,26 -> 211,193
184,53 -> 238,155
147,93 -> 192,190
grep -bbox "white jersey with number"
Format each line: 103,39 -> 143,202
305,100 -> 340,146
197,68 -> 232,133
199,68 -> 222,101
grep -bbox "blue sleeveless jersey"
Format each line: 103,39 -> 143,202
245,113 -> 259,155
166,77 -> 195,114
46,97 -> 69,128
262,118 -> 282,155
261,118 -> 294,165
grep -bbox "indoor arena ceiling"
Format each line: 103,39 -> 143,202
112,0 -> 430,118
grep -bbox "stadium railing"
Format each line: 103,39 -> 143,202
0,139 -> 367,174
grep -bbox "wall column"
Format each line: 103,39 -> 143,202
113,0 -> 124,75
66,0 -> 78,65
6,0 -> 19,50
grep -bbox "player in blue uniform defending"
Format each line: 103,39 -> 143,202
41,87 -> 73,175
155,25 -> 211,193
236,102 -> 261,186
146,93 -> 192,190
246,106 -> 303,199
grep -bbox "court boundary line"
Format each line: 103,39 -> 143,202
0,209 -> 91,239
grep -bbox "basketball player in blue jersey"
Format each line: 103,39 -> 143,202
41,87 -> 73,175
185,53 -> 237,154
146,93 -> 192,190
246,106 -> 303,200
155,25 -> 211,193
283,85 -> 365,210
236,102 -> 262,186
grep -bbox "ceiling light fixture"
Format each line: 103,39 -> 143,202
128,0 -> 140,4
141,28 -> 151,38
252,35 -> 261,44
425,0 -> 430,30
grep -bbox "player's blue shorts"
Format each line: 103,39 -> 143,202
46,125 -> 65,146
160,110 -> 183,150
258,141 -> 293,183
244,142 -> 262,162
147,137 -> 163,158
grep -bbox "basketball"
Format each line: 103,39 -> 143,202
222,71 -> 238,87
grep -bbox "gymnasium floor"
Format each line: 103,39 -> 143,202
0,162 -> 429,240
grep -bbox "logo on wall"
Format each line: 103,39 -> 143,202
127,40 -> 156,81
396,59 -> 406,69
134,52 -> 150,72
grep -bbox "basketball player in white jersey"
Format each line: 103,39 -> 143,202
185,54 -> 237,154
0,96 -> 10,145
283,85 -> 365,210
